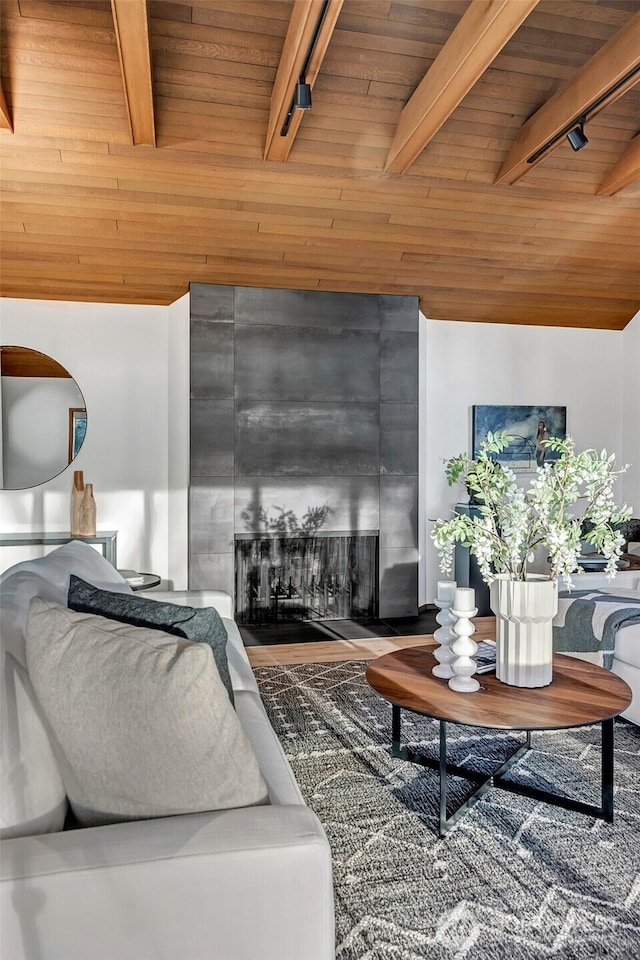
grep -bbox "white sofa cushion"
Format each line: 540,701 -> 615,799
25,598 -> 268,826
233,690 -> 305,806
140,589 -> 233,619
0,654 -> 68,839
0,541 -> 131,839
612,622 -> 640,668
0,540 -> 131,667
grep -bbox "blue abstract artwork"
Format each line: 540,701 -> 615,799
69,408 -> 87,462
472,405 -> 567,470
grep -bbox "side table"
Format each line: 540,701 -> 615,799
367,647 -> 632,837
118,570 -> 161,591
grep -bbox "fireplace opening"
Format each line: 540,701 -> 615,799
235,531 -> 378,625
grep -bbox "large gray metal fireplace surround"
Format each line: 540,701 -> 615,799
189,283 -> 419,620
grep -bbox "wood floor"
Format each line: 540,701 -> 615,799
246,616 -> 496,667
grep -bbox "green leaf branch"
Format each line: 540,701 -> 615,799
431,431 -> 632,587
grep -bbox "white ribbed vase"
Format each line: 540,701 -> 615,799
489,576 -> 558,688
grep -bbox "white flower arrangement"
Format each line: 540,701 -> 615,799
431,431 -> 631,588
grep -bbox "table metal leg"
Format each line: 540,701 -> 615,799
391,704 -> 401,758
439,721 -> 447,834
388,705 -> 619,835
391,706 -> 529,836
104,537 -> 117,567
602,717 -> 614,823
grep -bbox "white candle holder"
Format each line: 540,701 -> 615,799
448,588 -> 480,693
432,580 -> 457,679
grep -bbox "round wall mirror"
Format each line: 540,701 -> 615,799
1,345 -> 87,490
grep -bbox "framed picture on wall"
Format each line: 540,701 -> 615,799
68,407 -> 87,462
472,405 -> 567,471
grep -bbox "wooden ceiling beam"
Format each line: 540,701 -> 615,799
597,133 -> 640,196
384,0 -> 539,175
111,0 -> 156,147
496,10 -> 640,185
264,0 -> 343,163
0,80 -> 12,131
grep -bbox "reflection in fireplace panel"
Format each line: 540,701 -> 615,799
235,533 -> 378,624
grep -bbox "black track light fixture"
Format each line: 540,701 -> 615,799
526,62 -> 640,166
280,0 -> 332,137
566,118 -> 588,152
294,80 -> 312,111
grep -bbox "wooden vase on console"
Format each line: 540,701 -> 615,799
78,483 -> 97,538
71,470 -> 84,536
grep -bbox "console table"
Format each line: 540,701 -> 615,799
0,531 -> 118,567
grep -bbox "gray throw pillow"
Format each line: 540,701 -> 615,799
68,575 -> 234,704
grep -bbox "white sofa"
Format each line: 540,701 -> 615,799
0,542 -> 334,960
561,569 -> 640,726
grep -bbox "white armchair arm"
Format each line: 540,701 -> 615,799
137,589 -> 233,619
1,806 -> 334,960
565,571 -> 639,592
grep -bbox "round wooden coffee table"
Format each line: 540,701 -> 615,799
366,647 -> 632,837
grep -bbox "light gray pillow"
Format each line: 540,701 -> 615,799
25,598 -> 268,826
67,575 -> 234,704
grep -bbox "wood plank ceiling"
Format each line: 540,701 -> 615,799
1,0 -> 639,329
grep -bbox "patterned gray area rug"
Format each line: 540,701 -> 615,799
254,659 -> 640,960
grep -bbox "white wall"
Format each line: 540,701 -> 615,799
2,296 -> 636,604
0,298 -> 170,578
622,311 -> 640,512
167,293 -> 190,589
420,316 -> 628,605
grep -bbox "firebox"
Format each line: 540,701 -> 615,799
235,532 -> 378,624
